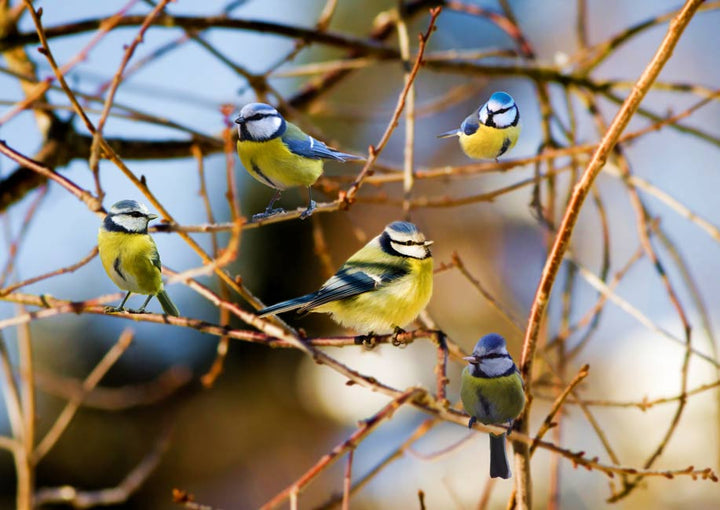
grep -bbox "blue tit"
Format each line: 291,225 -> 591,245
257,221 -> 433,335
98,200 -> 179,316
235,102 -> 361,221
460,333 -> 525,479
438,91 -> 520,160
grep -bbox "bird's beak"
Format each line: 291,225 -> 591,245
423,240 -> 434,247
234,116 -> 243,125
147,213 -> 158,221
437,129 -> 458,139
463,355 -> 479,365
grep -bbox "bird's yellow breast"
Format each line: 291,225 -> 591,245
237,138 -> 323,189
460,367 -> 525,425
98,230 -> 163,295
459,124 -> 520,160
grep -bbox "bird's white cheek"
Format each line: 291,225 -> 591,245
391,242 -> 427,259
247,116 -> 282,140
493,109 -> 518,129
480,357 -> 514,377
478,106 -> 490,125
112,216 -> 147,232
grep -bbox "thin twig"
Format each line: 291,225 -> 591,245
261,389 -> 424,510
32,329 -> 135,463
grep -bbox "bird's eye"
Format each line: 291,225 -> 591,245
247,113 -> 266,121
128,211 -> 144,218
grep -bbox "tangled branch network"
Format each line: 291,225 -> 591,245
1,1 -> 719,509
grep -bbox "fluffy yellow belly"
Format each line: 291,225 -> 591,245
98,230 -> 163,295
237,138 -> 323,189
459,124 -> 520,159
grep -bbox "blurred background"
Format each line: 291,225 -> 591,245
1,0 -> 719,508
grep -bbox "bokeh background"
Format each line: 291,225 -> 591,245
1,0 -> 719,508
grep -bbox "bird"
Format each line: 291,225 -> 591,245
460,333 -> 526,479
437,91 -> 520,160
235,102 -> 361,221
98,200 -> 179,316
257,221 -> 433,335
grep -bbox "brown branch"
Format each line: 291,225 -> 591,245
343,7 -> 441,205
2,289 -> 718,491
33,365 -> 192,411
315,419 -> 439,510
0,140 -> 103,213
0,14 -> 400,56
0,245 -> 98,297
35,423 -> 172,507
516,1 -> 706,507
260,389 -> 424,510
529,365 -> 589,454
31,329 -> 135,463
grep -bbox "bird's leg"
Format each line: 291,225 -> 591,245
506,419 -> 516,437
467,416 -> 477,429
300,187 -> 317,220
391,326 -> 406,346
252,190 -> 285,221
130,294 -> 153,314
105,291 -> 132,313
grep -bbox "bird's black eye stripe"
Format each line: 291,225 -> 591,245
480,353 -> 511,360
390,239 -> 425,246
246,113 -> 271,121
488,105 -> 515,116
122,211 -> 144,218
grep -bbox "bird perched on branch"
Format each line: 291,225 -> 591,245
235,102 -> 361,221
98,200 -> 179,316
257,221 -> 433,335
460,333 -> 525,479
438,91 -> 520,160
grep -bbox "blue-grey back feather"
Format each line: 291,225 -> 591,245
283,133 -> 361,161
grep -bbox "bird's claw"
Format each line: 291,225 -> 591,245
128,308 -> 149,314
355,332 -> 378,349
104,306 -> 125,314
468,416 -> 477,429
391,326 -> 406,347
299,200 -> 317,220
252,208 -> 285,222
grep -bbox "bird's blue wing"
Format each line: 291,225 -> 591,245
298,265 -> 407,312
282,123 -> 360,161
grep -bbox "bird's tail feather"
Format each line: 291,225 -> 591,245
257,294 -> 316,317
330,150 -> 363,162
156,290 -> 179,317
489,433 -> 511,479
